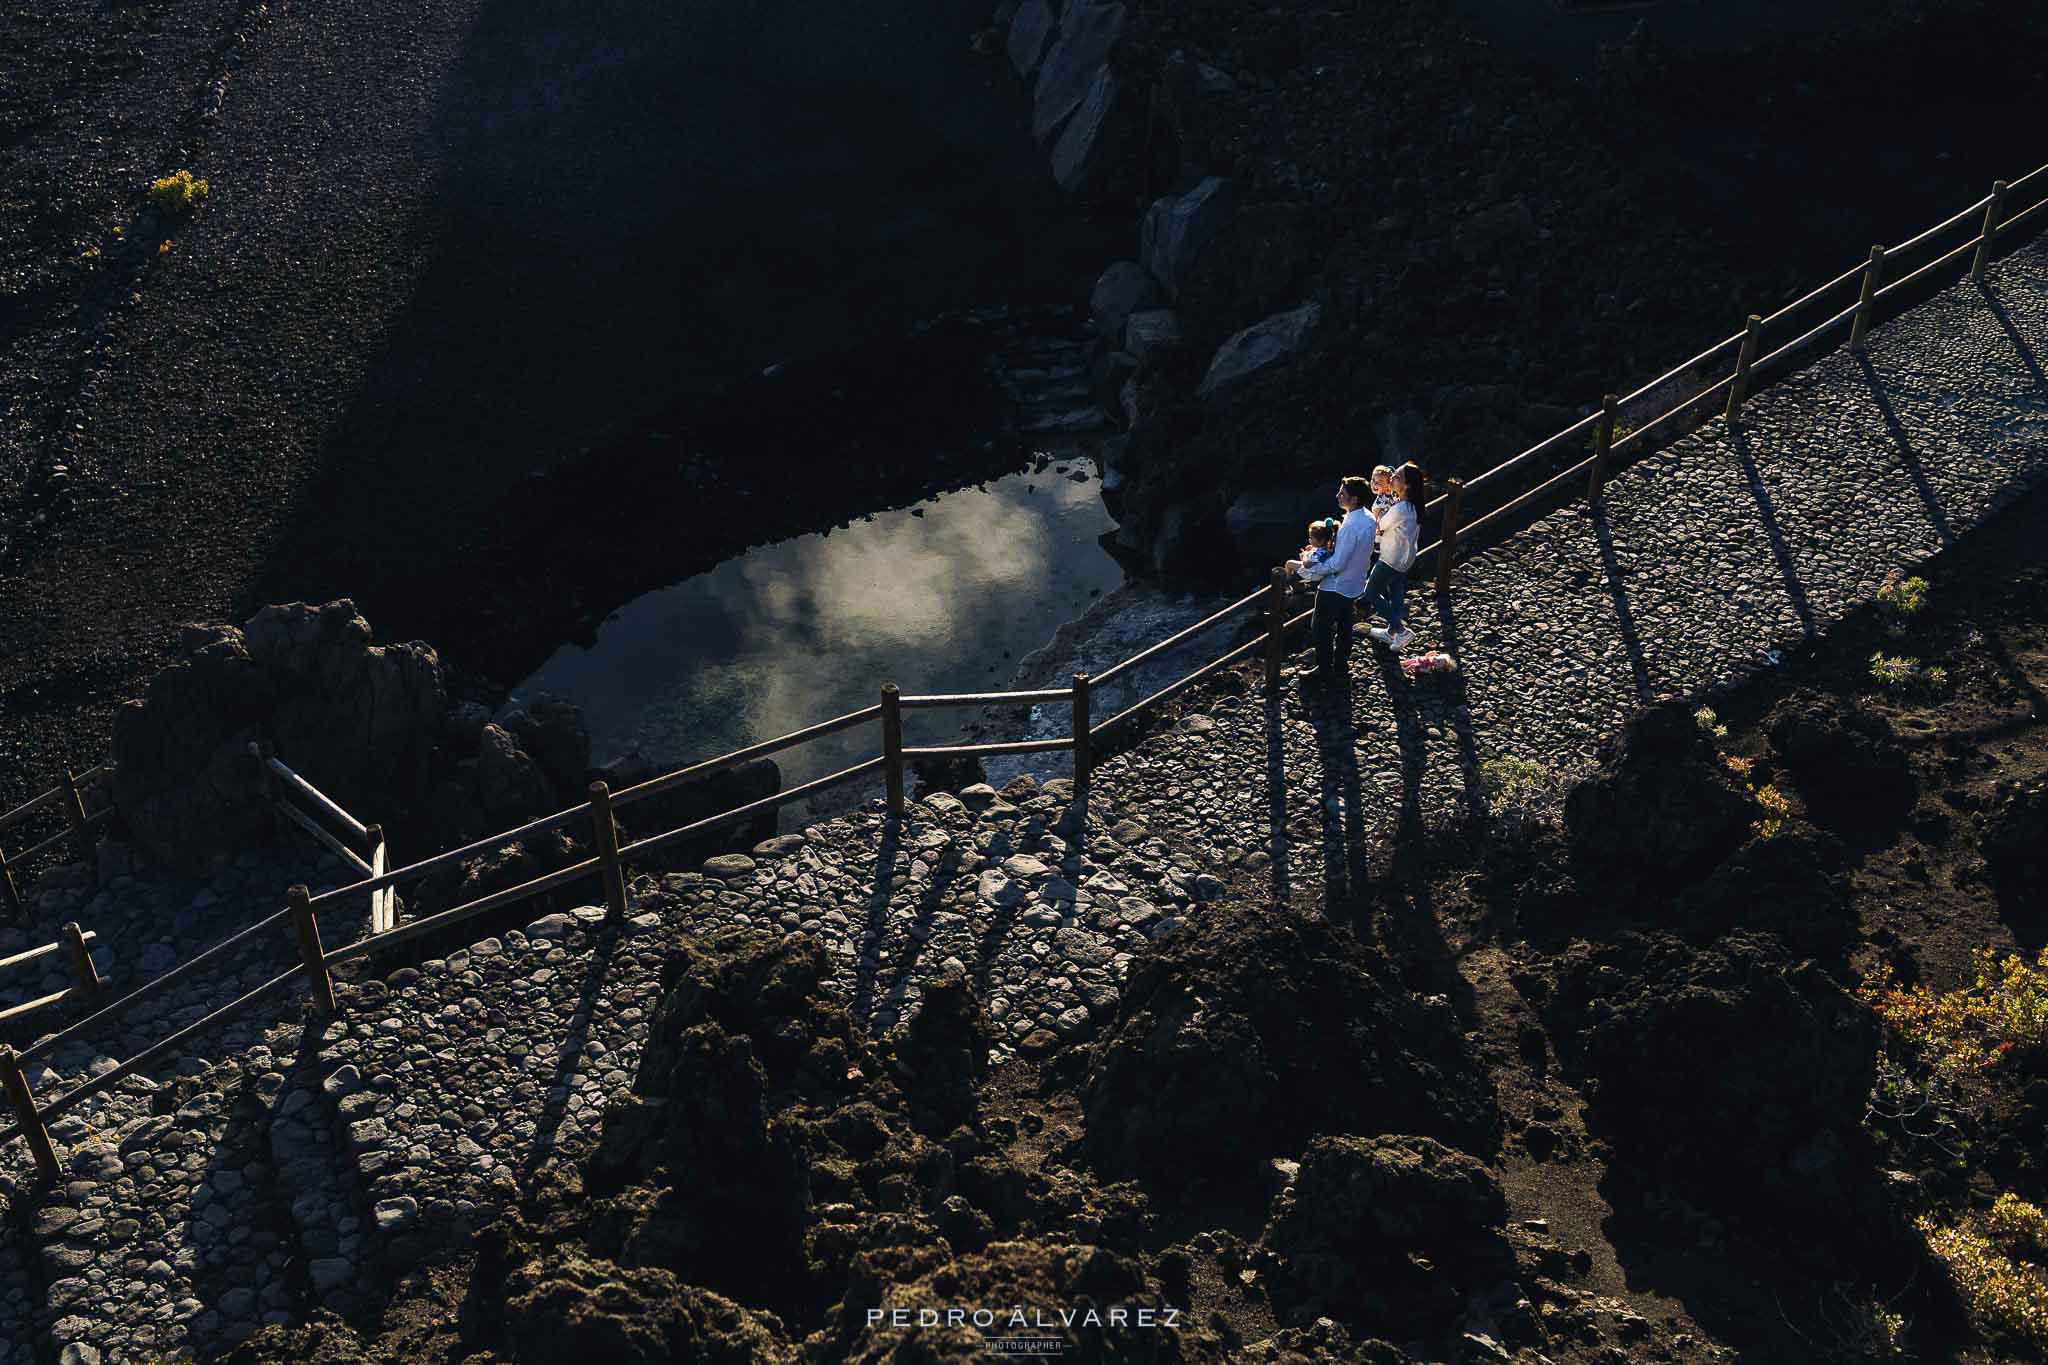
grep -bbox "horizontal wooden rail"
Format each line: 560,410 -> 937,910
1456,451 -> 1601,545
11,807 -> 112,865
903,737 -> 1075,759
267,759 -> 369,845
0,988 -> 78,1026
898,688 -> 1072,710
1756,261 -> 1870,329
1872,233 -> 1984,306
1613,330 -> 1747,409
303,800 -> 592,911
2006,163 -> 2047,197
275,800 -> 373,877
326,856 -> 603,965
1092,587 -> 1267,686
1460,410 -> 1602,496
0,930 -> 97,976
1999,194 -> 2048,239
22,907 -> 290,1061
1887,192 -> 1995,260
1610,375 -> 1737,456
1094,632 -> 1268,736
1751,299 -> 1864,373
39,965 -> 304,1122
610,704 -> 882,808
616,757 -> 887,864
0,789 -> 62,834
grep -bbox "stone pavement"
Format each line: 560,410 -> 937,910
0,239 -> 2041,1360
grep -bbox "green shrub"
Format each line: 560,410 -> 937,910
1694,706 -> 1729,741
147,169 -> 209,216
1877,571 -> 1929,635
1869,652 -> 1947,697
1919,1215 -> 2048,1350
1478,755 -> 1555,831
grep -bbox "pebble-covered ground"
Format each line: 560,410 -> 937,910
0,243 -> 2041,1359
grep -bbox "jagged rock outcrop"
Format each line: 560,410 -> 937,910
1563,698 -> 1756,894
1766,691 -> 1917,833
1197,303 -> 1322,405
112,601 -> 443,871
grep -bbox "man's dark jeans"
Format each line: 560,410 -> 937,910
1310,589 -> 1354,682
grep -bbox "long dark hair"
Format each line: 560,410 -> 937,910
1397,462 -> 1429,513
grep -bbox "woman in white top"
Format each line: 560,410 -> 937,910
1363,462 -> 1427,651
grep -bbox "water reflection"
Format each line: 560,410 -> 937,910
515,464 -> 1122,817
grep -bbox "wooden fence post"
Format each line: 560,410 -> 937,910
1435,478 -> 1466,596
61,771 -> 87,848
1070,674 -> 1092,811
1265,568 -> 1287,692
1972,180 -> 2008,284
880,684 -> 905,817
0,849 -> 20,923
60,922 -> 101,994
0,1046 -> 59,1182
1850,245 -> 1886,351
587,782 -> 628,923
1588,393 -> 1617,502
288,884 -> 336,1016
1724,313 -> 1762,422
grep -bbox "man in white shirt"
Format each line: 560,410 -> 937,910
1284,474 -> 1374,692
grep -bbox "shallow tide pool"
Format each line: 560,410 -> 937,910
513,463 -> 1121,817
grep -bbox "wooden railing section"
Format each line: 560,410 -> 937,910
265,754 -> 396,934
0,164 -> 2041,1184
0,766 -> 114,921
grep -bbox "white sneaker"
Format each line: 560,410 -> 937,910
1388,627 -> 1415,650
1367,626 -> 1394,646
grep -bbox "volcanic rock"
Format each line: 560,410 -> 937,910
1196,303 -> 1322,406
1765,691 -> 1917,834
1563,698 -> 1755,894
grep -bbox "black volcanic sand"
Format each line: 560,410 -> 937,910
0,0 -> 1114,812
221,477 -> 2048,1363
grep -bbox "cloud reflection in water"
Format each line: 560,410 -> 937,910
517,466 -> 1121,813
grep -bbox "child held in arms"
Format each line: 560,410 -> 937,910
1296,518 -> 1340,585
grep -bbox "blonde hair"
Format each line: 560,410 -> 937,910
1306,518 -> 1336,546
1372,464 -> 1395,482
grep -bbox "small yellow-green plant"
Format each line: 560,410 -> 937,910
1877,572 -> 1930,635
1752,782 -> 1792,840
1869,652 -> 1947,696
1918,1214 -> 2048,1350
1695,706 -> 1729,741
1815,1283 -> 1915,1362
1478,755 -> 1554,830
1987,1193 -> 2048,1252
1860,946 -> 2048,1076
147,169 -> 209,216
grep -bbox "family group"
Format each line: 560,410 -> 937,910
1280,462 -> 1429,693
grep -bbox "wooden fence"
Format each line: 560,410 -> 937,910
0,766 -> 115,921
0,163 -> 2042,1183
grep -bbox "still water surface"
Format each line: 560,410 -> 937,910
515,465 -> 1121,816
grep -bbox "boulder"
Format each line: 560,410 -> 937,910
111,626 -> 276,871
1563,698 -> 1756,895
1224,482 -> 1329,564
1765,692 -> 1916,835
1262,1135 -> 1511,1335
502,695 -> 593,805
245,600 -> 445,811
1088,349 -> 1139,426
1006,0 -> 1057,79
1196,302 -> 1322,405
1121,308 -> 1184,363
1140,176 -> 1236,299
1031,1 -> 1127,146
474,724 -> 556,824
1048,65 -> 1125,195
1088,261 -> 1166,340
495,1253 -> 799,1365
1082,907 -> 1494,1190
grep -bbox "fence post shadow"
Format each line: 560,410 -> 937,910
1263,687 -> 1292,905
1853,351 -> 1957,548
1730,423 -> 1820,643
851,812 -> 904,1032
875,857 -> 960,1027
519,921 -> 621,1184
1587,502 -> 1658,706
1429,586 -> 1489,824
1981,282 -> 2048,399
1307,683 -> 1366,912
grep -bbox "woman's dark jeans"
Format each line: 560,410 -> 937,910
1362,562 -> 1410,632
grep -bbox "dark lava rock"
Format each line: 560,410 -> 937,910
1563,698 -> 1755,894
877,965 -> 993,1134
1080,907 -> 1496,1190
1982,777 -> 2048,912
1766,691 -> 1917,834
1669,830 -> 1858,964
492,1245 -> 799,1364
840,1239 -> 1229,1363
501,693 -> 593,803
1261,1134 -> 1511,1336
473,722 -> 556,823
1544,930 -> 1877,1227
